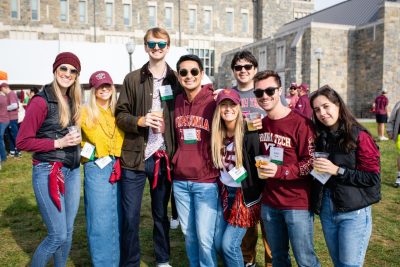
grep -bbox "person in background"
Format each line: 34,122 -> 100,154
0,88 -> 9,167
212,89 -> 263,267
294,82 -> 313,119
255,70 -> 320,267
311,85 -> 381,266
229,49 -> 272,267
173,54 -> 219,267
116,27 -> 180,267
287,82 -> 299,110
81,70 -> 124,266
16,52 -> 82,266
0,82 -> 21,157
373,89 -> 389,141
386,100 -> 400,187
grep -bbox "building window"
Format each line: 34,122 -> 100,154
258,47 -> 267,71
241,12 -> 248,33
31,0 -> 39,20
164,6 -> 172,28
276,41 -> 286,70
60,0 -> 68,22
204,9 -> 212,32
11,0 -> 19,19
79,0 -> 87,23
105,2 -> 114,26
148,5 -> 157,27
226,11 -> 234,32
189,8 -> 197,30
123,4 -> 131,26
187,48 -> 215,77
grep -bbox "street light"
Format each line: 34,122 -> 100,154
125,40 -> 135,72
314,48 -> 323,89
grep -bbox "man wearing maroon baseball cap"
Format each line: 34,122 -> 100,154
294,82 -> 312,119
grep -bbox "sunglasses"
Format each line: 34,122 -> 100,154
179,68 -> 200,77
253,87 -> 279,98
233,64 -> 253,71
146,41 -> 168,49
289,87 -> 297,90
59,65 -> 78,76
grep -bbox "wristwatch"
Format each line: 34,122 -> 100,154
337,166 -> 346,176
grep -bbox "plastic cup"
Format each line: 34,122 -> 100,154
314,152 -> 329,172
67,125 -> 78,133
255,155 -> 270,179
247,112 -> 261,131
151,108 -> 165,134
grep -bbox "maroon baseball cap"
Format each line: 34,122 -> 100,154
89,71 -> 113,89
216,89 -> 241,105
299,83 -> 309,92
290,82 -> 297,89
0,82 -> 9,88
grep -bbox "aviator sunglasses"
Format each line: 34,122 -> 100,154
233,64 -> 253,71
179,68 -> 200,77
146,41 -> 168,49
58,65 -> 79,76
253,87 -> 279,98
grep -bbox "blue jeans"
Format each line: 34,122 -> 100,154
31,162 -> 81,267
6,119 -> 18,152
261,204 -> 320,267
214,187 -> 247,267
120,156 -> 171,267
0,122 -> 9,161
84,159 -> 121,267
320,190 -> 372,267
173,180 -> 219,267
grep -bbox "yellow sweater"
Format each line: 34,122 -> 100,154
81,104 -> 124,159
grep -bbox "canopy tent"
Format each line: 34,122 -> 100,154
0,39 -> 212,87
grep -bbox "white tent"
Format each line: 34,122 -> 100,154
0,39 -> 212,86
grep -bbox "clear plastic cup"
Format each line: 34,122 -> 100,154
247,112 -> 261,131
151,108 -> 165,134
314,152 -> 329,172
255,155 -> 270,179
67,125 -> 78,134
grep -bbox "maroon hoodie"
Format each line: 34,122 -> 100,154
173,84 -> 219,182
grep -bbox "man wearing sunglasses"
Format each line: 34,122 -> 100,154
230,50 -> 272,267
116,27 -> 180,267
172,54 -> 220,267
254,71 -> 320,267
294,83 -> 313,119
287,82 -> 299,109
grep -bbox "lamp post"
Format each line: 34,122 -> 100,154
314,48 -> 323,89
125,40 -> 135,72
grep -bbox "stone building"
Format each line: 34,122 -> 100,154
0,0 -> 314,80
217,0 -> 400,116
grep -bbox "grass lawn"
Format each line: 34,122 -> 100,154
0,122 -> 399,266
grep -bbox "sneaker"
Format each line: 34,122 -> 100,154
157,263 -> 172,267
9,151 -> 15,157
245,262 -> 256,267
378,136 -> 389,141
395,177 -> 400,188
170,218 -> 179,229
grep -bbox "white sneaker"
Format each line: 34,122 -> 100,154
395,177 -> 400,188
157,263 -> 172,267
379,136 -> 389,141
170,218 -> 179,229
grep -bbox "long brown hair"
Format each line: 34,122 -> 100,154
211,102 -> 244,169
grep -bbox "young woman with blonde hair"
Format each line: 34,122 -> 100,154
212,89 -> 263,267
81,70 -> 124,266
16,52 -> 82,266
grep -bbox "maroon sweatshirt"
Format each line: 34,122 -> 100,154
173,84 -> 219,182
259,110 -> 315,210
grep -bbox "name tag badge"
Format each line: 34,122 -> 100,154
160,85 -> 174,100
228,166 -> 248,183
270,146 -> 284,165
183,128 -> 197,144
81,142 -> 95,160
310,169 -> 332,185
95,156 -> 112,169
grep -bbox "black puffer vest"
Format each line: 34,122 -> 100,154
32,85 -> 80,168
311,126 -> 381,214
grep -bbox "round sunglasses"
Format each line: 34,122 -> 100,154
58,65 -> 79,76
178,68 -> 200,77
146,41 -> 168,49
253,87 -> 279,98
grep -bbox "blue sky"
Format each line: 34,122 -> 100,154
315,0 -> 346,11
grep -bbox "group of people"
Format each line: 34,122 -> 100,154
14,27 -> 382,267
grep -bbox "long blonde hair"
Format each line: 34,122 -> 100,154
52,76 -> 81,128
84,85 -> 118,128
211,103 -> 244,169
